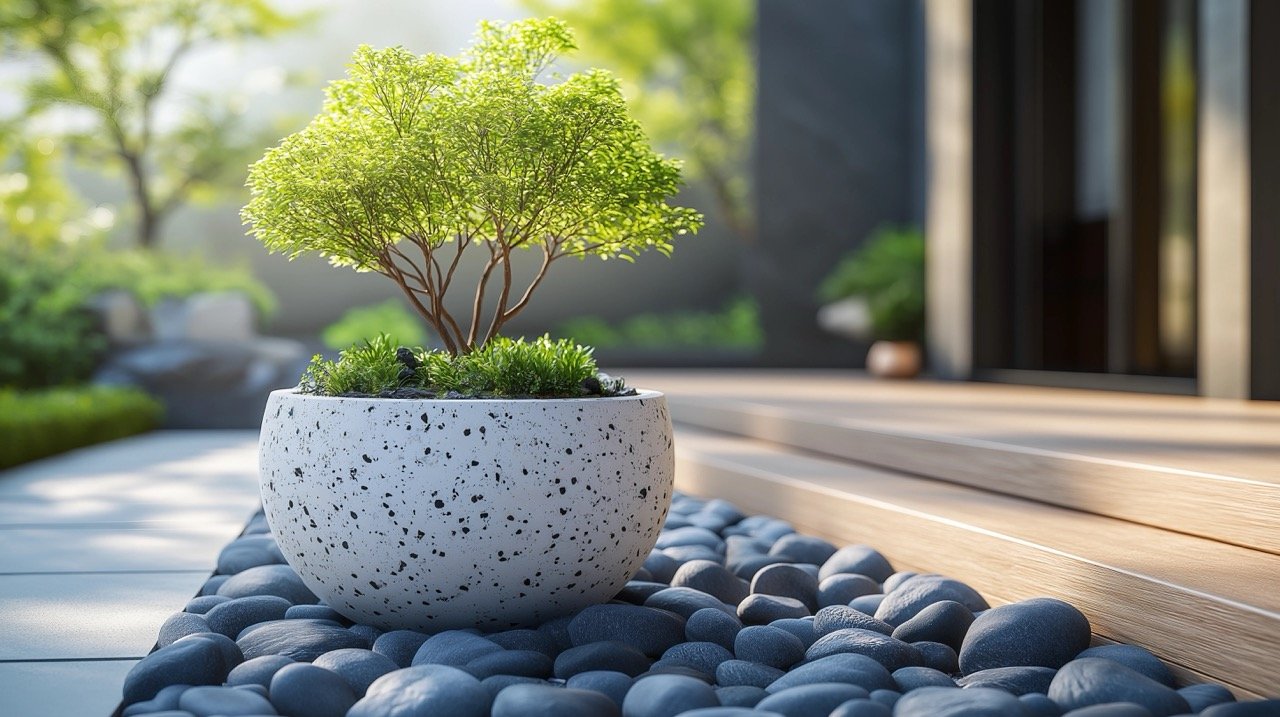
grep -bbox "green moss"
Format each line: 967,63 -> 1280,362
301,335 -> 622,398
0,386 -> 164,469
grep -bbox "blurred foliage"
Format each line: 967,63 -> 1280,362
557,296 -> 762,350
0,247 -> 104,388
322,299 -> 431,351
521,0 -> 755,242
0,129 -> 111,249
0,243 -> 274,389
0,0 -> 312,248
819,226 -> 925,342
302,334 -> 612,398
0,385 -> 162,469
87,249 -> 276,318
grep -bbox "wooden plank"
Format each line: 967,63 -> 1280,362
668,396 -> 1280,555
672,427 -> 1280,698
625,370 -> 1280,483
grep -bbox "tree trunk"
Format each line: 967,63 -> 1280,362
137,206 -> 158,248
123,151 -> 159,248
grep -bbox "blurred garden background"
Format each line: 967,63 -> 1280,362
8,0 -> 1272,461
3,0 -> 927,446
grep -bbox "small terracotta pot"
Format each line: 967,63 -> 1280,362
866,340 -> 922,379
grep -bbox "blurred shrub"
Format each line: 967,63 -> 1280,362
818,226 -> 925,342
0,386 -> 163,469
86,250 -> 276,320
0,244 -> 275,388
557,297 -> 763,350
322,300 -> 430,351
0,249 -> 103,388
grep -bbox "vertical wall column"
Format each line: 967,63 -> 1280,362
753,0 -> 924,367
924,0 -> 974,379
1198,0 -> 1251,399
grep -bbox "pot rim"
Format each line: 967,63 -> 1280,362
266,387 -> 664,404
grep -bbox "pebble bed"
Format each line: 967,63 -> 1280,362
118,493 -> 1277,717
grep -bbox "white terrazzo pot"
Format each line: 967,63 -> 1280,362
258,389 -> 674,631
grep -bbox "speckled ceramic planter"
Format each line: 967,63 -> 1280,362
257,389 -> 674,631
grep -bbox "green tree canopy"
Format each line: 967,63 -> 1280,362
0,0 -> 309,248
243,18 -> 702,355
522,0 -> 754,242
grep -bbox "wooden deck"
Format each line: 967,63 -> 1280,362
626,370 -> 1280,698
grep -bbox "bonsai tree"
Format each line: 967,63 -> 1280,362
818,226 -> 925,343
242,18 -> 702,357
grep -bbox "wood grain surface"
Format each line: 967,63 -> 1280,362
623,370 -> 1280,554
672,427 -> 1280,699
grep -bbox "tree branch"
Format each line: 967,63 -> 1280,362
489,242 -> 556,342
468,241 -> 503,348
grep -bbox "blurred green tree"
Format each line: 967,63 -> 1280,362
521,0 -> 755,243
0,123 -> 107,250
0,0 -> 311,248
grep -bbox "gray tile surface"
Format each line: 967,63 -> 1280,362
0,567 -> 208,660
0,659 -> 138,717
0,431 -> 261,527
0,431 -> 263,714
0,526 -> 240,573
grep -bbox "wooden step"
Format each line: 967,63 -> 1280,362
672,426 -> 1280,699
624,370 -> 1280,555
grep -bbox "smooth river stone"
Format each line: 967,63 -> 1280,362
568,604 -> 687,657
685,607 -> 742,651
817,574 -> 881,608
216,564 -> 319,605
755,683 -> 870,717
734,625 -> 806,670
1048,658 -> 1190,717
959,598 -> 1091,674
891,599 -> 975,651
491,683 -> 621,717
347,665 -> 491,717
312,649 -> 398,697
819,545 -> 895,583
622,674 -> 719,717
874,574 -> 989,627
236,619 -> 368,661
805,628 -> 922,671
751,564 -> 821,611
768,534 -> 839,566
671,560 -> 750,606
894,686 -> 1032,717
269,663 -> 356,717
765,653 -> 895,694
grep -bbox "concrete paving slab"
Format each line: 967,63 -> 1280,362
0,431 -> 261,527
0,525 -> 241,573
0,572 -> 207,660
0,430 -> 264,715
0,659 -> 138,717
